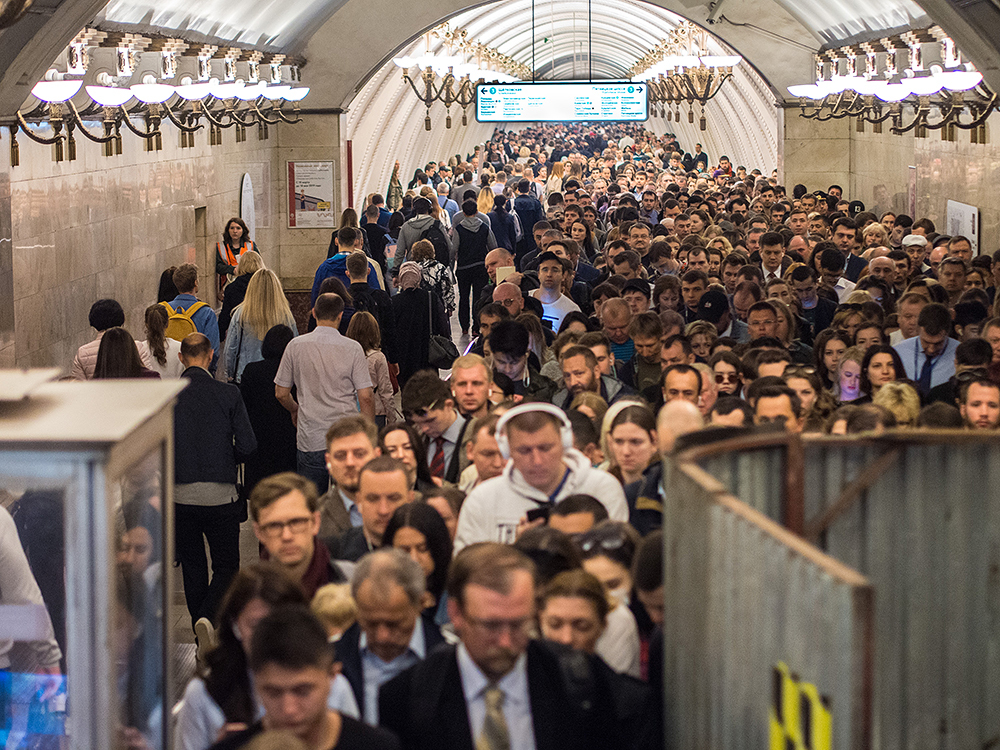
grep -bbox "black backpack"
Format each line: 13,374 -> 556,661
419,221 -> 451,266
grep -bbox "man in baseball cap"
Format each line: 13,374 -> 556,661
697,289 -> 749,342
902,234 -> 929,278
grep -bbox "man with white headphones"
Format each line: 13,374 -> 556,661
453,403 -> 629,552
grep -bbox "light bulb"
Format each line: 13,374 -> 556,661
175,81 -> 216,100
86,85 -> 134,107
130,83 -> 175,103
31,80 -> 83,103
283,87 -> 310,102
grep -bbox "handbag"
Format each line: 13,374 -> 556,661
426,290 -> 459,370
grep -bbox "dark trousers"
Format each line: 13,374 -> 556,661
174,501 -> 241,627
456,265 -> 489,333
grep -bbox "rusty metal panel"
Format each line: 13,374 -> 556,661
795,436 -> 1000,750
662,459 -> 871,750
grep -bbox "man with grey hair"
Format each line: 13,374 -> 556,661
436,181 -> 460,221
335,548 -> 445,725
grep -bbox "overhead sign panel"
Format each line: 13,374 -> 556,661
476,82 -> 648,122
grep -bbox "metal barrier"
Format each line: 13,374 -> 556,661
680,431 -> 804,533
662,458 -> 872,750
680,430 -> 1000,750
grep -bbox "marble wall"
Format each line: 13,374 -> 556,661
1,109 -> 344,370
781,108 -> 1000,252
4,120 -> 280,370
0,165 -> 12,367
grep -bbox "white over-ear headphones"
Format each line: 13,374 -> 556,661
494,403 -> 574,459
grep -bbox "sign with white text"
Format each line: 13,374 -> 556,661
476,82 -> 648,122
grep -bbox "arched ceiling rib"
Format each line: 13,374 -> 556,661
345,0 -> 781,204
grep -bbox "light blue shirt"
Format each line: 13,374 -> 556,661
360,616 -> 425,724
893,335 -> 960,391
456,643 -> 536,750
339,488 -> 363,528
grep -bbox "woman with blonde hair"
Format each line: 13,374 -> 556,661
476,187 -> 495,217
570,391 -> 609,431
224,269 -> 298,383
546,160 -> 565,195
346,311 -> 399,426
219,250 -> 265,340
872,381 -> 920,427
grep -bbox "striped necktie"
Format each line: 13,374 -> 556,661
429,436 -> 446,479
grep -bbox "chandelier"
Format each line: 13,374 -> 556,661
786,29 -> 995,142
629,21 -> 741,130
4,32 -> 309,166
393,24 -> 529,131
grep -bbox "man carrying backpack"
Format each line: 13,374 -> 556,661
163,263 -> 221,373
454,199 -> 497,336
393,197 -> 450,270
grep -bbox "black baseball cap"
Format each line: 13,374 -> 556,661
697,289 -> 730,324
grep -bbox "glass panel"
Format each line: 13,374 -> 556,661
110,447 -> 167,750
0,482 -> 69,749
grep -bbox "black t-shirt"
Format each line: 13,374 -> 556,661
209,715 -> 400,750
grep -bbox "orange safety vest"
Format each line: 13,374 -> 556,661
217,239 -> 256,269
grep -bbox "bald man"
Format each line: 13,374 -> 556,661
657,399 -> 704,454
493,281 -> 524,317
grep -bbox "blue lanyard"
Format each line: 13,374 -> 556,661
547,467 -> 572,505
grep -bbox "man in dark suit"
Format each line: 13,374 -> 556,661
336,548 -> 445,724
379,544 -> 623,750
328,457 -> 413,562
832,217 -> 868,282
400,372 -> 469,484
174,333 -> 256,627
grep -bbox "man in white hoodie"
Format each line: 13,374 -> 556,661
453,403 -> 629,552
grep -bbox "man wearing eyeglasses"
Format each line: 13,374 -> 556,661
250,472 -> 352,600
381,543 -> 630,750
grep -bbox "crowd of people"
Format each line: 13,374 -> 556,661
24,120 -> 1000,750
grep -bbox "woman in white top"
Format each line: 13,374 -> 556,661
224,269 -> 298,383
143,304 -> 184,378
174,563 -> 357,750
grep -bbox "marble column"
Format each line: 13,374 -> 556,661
0,131 -> 12,368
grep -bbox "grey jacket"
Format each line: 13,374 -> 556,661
394,214 -> 438,268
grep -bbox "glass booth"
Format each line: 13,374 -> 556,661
0,374 -> 185,750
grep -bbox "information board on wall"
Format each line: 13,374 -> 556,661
287,161 -> 335,228
476,82 -> 648,122
946,199 -> 980,255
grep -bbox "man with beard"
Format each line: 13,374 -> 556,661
960,378 -> 1000,430
318,416 -> 381,539
550,345 -> 634,410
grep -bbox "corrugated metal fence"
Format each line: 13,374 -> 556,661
681,431 -> 1000,750
662,458 -> 872,750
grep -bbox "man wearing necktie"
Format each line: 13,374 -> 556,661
893,302 -> 960,397
759,232 -> 787,281
379,544 -> 629,750
401,371 -> 470,484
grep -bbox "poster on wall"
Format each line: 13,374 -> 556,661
946,200 -> 980,255
288,161 -> 335,228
